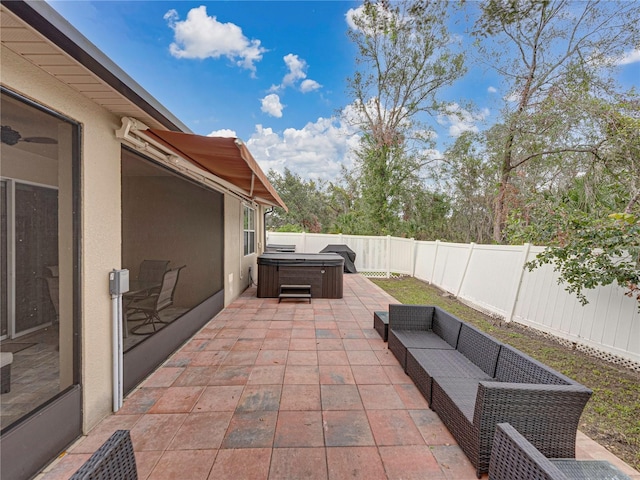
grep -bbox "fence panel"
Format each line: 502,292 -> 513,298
345,235 -> 388,273
413,241 -> 437,282
458,244 -> 525,318
389,237 -> 415,275
431,243 -> 472,295
515,246 -> 640,363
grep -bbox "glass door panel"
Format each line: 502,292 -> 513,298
14,183 -> 58,336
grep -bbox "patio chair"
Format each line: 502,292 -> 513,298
69,430 -> 137,480
138,259 -> 169,285
128,266 -> 184,335
126,260 -> 170,300
488,423 -> 631,480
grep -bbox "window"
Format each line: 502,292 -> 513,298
244,206 -> 255,255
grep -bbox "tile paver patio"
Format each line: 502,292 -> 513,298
37,274 -> 640,479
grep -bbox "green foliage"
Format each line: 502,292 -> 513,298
266,168 -> 332,233
526,213 -> 640,310
274,224 -> 304,233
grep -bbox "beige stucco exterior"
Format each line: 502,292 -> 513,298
224,196 -> 261,306
2,43 -> 266,432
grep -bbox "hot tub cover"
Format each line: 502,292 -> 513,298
258,252 -> 345,267
319,245 -> 357,273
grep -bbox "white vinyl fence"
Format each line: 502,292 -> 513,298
266,232 -> 640,367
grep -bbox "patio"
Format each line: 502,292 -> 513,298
36,275 -> 639,480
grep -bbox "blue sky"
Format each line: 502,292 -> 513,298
48,1 -> 639,183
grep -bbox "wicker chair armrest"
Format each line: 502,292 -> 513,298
475,381 -> 592,425
474,382 -> 592,459
489,423 -> 569,480
70,430 -> 138,480
388,304 -> 434,331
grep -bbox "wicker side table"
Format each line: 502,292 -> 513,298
374,311 -> 389,341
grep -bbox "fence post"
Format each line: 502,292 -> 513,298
411,238 -> 416,278
301,232 -> 307,253
506,243 -> 531,323
386,235 -> 391,278
456,242 -> 475,297
430,240 -> 440,284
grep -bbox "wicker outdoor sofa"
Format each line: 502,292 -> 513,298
489,423 -> 631,479
386,304 -> 593,478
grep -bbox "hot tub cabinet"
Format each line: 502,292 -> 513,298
257,253 -> 344,299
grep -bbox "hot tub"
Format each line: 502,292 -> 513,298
257,253 -> 344,299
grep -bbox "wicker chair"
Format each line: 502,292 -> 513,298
489,423 -> 631,480
69,430 -> 138,480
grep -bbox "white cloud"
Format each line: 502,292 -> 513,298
615,48 -> 640,65
261,94 -> 284,118
300,79 -> 322,93
437,104 -> 489,138
247,116 -> 360,181
282,54 -> 307,87
270,54 -> 322,93
208,128 -> 237,138
164,6 -> 265,74
487,86 -> 497,93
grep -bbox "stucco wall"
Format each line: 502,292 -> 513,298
224,197 -> 262,305
2,45 -> 122,432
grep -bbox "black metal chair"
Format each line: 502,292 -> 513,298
128,266 -> 184,335
70,430 -> 138,480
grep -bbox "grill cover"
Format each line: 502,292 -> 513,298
319,245 -> 357,273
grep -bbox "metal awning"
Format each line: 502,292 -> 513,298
140,128 -> 287,210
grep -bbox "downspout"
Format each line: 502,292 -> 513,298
264,207 -> 274,253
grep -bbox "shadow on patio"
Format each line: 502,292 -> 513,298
37,275 -> 639,479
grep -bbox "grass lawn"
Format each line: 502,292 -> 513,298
371,276 -> 640,471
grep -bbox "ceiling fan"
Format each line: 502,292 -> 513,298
1,125 -> 58,146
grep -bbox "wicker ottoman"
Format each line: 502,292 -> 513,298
1,352 -> 13,394
374,311 -> 389,341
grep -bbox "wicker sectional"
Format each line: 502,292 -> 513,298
387,304 -> 593,478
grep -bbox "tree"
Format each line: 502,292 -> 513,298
346,0 -> 465,235
266,168 -> 332,233
473,0 -> 640,242
437,130 -> 498,244
526,212 -> 640,311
